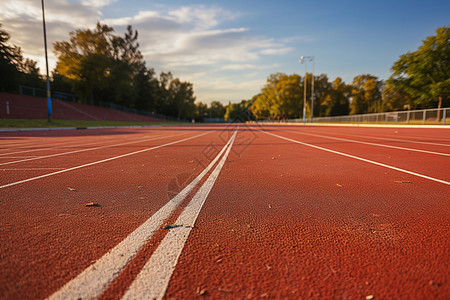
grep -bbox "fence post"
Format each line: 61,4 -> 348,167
443,108 -> 447,125
423,110 -> 426,124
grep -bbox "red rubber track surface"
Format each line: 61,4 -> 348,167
0,124 -> 448,299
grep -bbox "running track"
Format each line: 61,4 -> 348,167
0,124 -> 448,299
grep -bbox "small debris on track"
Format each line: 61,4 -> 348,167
164,224 -> 182,230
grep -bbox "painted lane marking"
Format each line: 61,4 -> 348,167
324,131 -> 450,147
47,130 -> 236,300
122,130 -> 237,300
0,133 -> 187,166
263,130 -> 450,186
0,134 -> 141,157
0,132 -> 209,190
0,168 -> 66,171
285,130 -> 450,156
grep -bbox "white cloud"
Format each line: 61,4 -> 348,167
0,1 -> 297,102
81,0 -> 117,9
260,47 -> 294,55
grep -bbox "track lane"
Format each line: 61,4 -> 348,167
0,131 -> 204,186
0,127 -> 231,299
261,127 -> 450,183
296,125 -> 450,147
164,126 -> 449,299
282,128 -> 450,156
0,124 -> 448,300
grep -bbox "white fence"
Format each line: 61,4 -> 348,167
288,107 -> 449,125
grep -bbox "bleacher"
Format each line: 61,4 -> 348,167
0,93 -> 165,122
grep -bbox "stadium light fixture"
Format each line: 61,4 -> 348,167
299,56 -> 315,122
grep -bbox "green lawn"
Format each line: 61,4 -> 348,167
0,119 -> 184,129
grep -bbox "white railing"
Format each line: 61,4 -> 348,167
287,107 -> 449,125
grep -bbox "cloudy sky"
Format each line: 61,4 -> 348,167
1,0 -> 448,104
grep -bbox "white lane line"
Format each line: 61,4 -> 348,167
328,131 -> 450,147
122,130 -> 237,300
0,132 -> 209,190
285,130 -> 450,156
0,156 -> 41,158
0,168 -> 66,171
263,130 -> 450,186
0,134 -> 139,157
47,130 -> 236,300
0,132 -> 186,166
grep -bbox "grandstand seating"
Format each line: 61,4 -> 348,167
0,93 -> 165,122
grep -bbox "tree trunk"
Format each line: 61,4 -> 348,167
437,95 -> 442,121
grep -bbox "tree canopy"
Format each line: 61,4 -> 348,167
53,23 -> 196,119
0,24 -> 44,92
388,26 -> 449,109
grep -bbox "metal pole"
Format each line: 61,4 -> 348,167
303,64 -> 307,123
310,56 -> 315,123
41,0 -> 52,123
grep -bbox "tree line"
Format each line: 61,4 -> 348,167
1,23 -> 448,121
1,23 -> 197,120
251,26 -> 449,120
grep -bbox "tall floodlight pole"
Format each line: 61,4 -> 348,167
299,56 -> 315,122
41,0 -> 52,122
299,57 -> 307,123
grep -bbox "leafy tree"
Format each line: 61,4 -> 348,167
208,101 -> 226,118
0,24 -> 43,92
54,23 -> 115,103
350,74 -> 383,114
320,77 -> 350,116
54,23 -> 148,107
251,73 -> 302,120
381,83 -> 415,111
388,26 -> 449,110
195,102 -> 209,121
225,99 -> 254,122
155,72 -> 196,119
310,73 -> 332,117
134,64 -> 158,112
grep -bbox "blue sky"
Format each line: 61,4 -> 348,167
1,0 -> 449,104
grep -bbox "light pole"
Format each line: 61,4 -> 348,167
300,59 -> 307,123
299,56 -> 315,122
41,0 -> 52,123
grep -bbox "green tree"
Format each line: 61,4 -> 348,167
310,74 -> 332,117
320,77 -> 350,116
54,23 -> 146,107
0,24 -> 43,92
195,102 -> 209,121
225,99 -> 254,122
134,64 -> 159,112
381,83 -> 415,111
251,73 -> 302,120
208,101 -> 226,118
155,72 -> 196,119
388,26 -> 449,111
350,74 -> 383,114
54,23 -> 115,103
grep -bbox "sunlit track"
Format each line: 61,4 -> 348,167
1,125 -> 448,300
0,131 -> 210,189
261,130 -> 449,185
282,129 -> 450,156
303,129 -> 450,147
0,133 -> 144,157
0,132 -> 188,166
